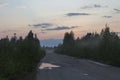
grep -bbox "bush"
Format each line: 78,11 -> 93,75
0,31 -> 45,80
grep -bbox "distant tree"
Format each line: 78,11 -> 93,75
76,37 -> 80,43
26,30 -> 34,40
63,31 -> 75,46
55,25 -> 120,67
63,32 -> 69,45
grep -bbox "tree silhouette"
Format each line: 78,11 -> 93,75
0,30 -> 45,80
55,26 -> 120,66
63,31 -> 75,46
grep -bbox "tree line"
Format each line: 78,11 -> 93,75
55,26 -> 120,66
0,30 -> 45,80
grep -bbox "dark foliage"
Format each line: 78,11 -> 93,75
0,31 -> 45,80
55,26 -> 120,67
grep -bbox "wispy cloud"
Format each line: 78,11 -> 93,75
81,4 -> 107,9
0,3 -> 8,8
103,16 -> 112,18
17,6 -> 27,9
1,30 -> 18,33
115,32 -> 120,34
46,26 -> 78,31
94,4 -> 101,8
30,23 -> 53,28
41,31 -> 46,34
66,13 -> 91,17
114,8 -> 120,13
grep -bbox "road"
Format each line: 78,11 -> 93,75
36,49 -> 120,80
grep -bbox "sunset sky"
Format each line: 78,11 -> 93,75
0,0 -> 120,40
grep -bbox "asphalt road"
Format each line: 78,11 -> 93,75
36,49 -> 120,80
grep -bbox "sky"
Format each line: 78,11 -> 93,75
0,0 -> 120,40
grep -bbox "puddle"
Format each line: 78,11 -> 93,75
39,63 -> 60,70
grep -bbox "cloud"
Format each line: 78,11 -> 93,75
0,3 -> 8,8
31,23 -> 53,28
66,13 -> 91,17
94,4 -> 101,8
46,26 -> 78,31
38,31 -> 46,34
81,6 -> 92,9
1,30 -> 18,33
81,4 -> 107,9
114,8 -> 120,13
115,32 -> 120,34
103,16 -> 112,18
17,6 -> 27,9
41,31 -> 46,34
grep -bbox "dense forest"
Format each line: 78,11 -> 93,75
55,26 -> 120,66
0,30 -> 45,80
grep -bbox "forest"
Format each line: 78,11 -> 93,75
0,30 -> 45,80
55,26 -> 120,67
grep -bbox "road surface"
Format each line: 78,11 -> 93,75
36,49 -> 120,80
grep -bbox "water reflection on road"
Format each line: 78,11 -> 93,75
36,49 -> 120,80
39,63 -> 60,70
